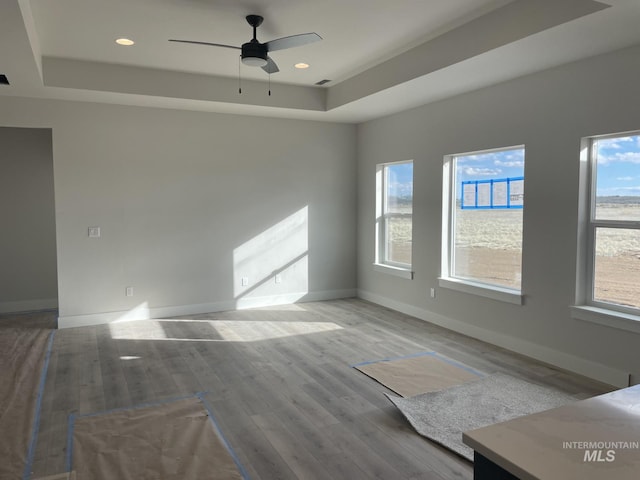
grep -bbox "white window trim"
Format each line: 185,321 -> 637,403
374,263 -> 414,279
438,277 -> 523,305
570,305 -> 640,335
374,160 -> 414,278
572,131 -> 640,330
440,146 -> 524,304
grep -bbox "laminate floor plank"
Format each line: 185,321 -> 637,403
251,411 -> 337,480
210,397 -> 299,480
321,421 -> 415,480
283,415 -> 380,480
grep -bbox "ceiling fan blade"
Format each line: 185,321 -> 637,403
265,33 -> 322,52
262,57 -> 279,74
169,39 -> 240,50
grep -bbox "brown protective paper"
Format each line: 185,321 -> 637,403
72,397 -> 243,480
0,327 -> 52,479
355,354 -> 480,397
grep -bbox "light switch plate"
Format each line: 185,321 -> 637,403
88,227 -> 101,238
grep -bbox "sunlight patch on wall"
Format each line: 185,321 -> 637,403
113,302 -> 151,322
233,206 -> 309,304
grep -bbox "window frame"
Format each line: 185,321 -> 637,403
584,132 -> 640,317
440,146 -> 525,304
374,160 -> 414,279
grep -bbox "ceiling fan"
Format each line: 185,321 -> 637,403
169,15 -> 322,74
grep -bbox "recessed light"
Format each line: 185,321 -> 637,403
295,62 -> 310,69
115,38 -> 135,46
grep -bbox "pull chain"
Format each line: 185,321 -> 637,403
237,57 -> 274,96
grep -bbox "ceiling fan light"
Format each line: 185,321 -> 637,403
242,56 -> 268,67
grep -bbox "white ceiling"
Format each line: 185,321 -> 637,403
2,0 -> 640,123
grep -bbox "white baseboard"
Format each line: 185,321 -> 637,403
358,289 -> 629,388
0,298 -> 58,314
58,289 -> 356,329
235,289 -> 355,310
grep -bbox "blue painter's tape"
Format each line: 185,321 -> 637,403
76,393 -> 196,419
197,392 -> 251,480
351,350 -> 484,377
64,413 -> 76,473
351,350 -> 437,367
429,351 -> 484,377
22,330 -> 56,480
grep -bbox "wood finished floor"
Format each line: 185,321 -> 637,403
17,298 -> 612,480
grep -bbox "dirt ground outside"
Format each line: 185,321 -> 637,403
454,207 -> 640,308
594,254 -> 640,309
453,247 -> 640,309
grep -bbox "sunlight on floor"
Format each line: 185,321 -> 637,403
109,318 -> 343,342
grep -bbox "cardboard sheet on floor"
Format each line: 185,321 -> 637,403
354,353 -> 481,397
72,397 -> 243,480
0,327 -> 52,479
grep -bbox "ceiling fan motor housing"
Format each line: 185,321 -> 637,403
241,41 -> 268,66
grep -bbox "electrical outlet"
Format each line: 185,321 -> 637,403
88,226 -> 101,238
430,287 -> 436,298
125,286 -> 134,297
275,274 -> 282,284
241,277 -> 249,286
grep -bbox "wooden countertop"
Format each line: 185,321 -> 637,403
463,384 -> 640,480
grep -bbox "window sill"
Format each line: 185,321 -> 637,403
438,277 -> 523,305
373,263 -> 414,280
570,305 -> 640,335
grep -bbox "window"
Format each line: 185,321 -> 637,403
585,133 -> 640,314
375,161 -> 413,277
441,146 -> 525,301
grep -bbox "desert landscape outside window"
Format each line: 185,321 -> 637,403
376,160 -> 413,268
447,146 -> 525,291
589,133 -> 640,312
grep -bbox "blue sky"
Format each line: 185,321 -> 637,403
595,135 -> 640,197
455,148 -> 525,184
388,137 -> 640,198
387,162 -> 413,197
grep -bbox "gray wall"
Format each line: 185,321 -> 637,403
0,127 -> 57,313
0,98 -> 357,326
357,44 -> 640,387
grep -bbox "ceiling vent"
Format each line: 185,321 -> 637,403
0,75 -> 9,85
315,79 -> 331,86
